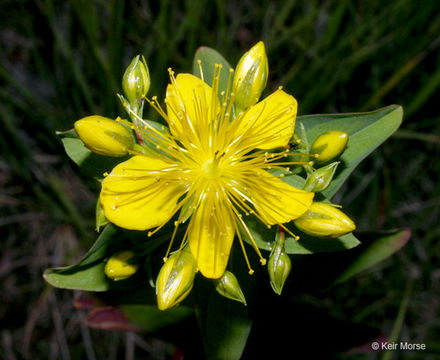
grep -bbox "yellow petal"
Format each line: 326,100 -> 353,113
165,73 -> 215,138
100,155 -> 185,231
232,89 -> 297,150
249,170 -> 314,225
188,190 -> 235,279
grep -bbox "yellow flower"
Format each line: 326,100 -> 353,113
100,66 -> 314,279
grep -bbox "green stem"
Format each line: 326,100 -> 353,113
382,279 -> 414,360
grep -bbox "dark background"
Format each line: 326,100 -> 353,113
1,0 -> 439,359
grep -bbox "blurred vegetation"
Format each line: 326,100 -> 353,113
1,0 -> 439,359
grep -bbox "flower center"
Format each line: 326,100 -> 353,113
201,158 -> 221,179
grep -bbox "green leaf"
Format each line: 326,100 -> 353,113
121,304 -> 193,332
297,105 -> 403,198
44,261 -> 109,291
193,46 -> 233,95
43,224 -> 173,291
193,274 -> 252,360
59,133 -> 128,179
43,225 -> 121,291
245,216 -> 360,254
333,228 -> 410,284
197,292 -> 251,360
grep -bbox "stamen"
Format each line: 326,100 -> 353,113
163,221 -> 180,261
279,223 -> 300,241
228,200 -> 266,265
232,215 -> 255,276
197,59 -> 204,81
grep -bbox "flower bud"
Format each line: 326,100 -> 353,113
303,162 -> 339,192
294,202 -> 356,238
268,230 -> 291,295
310,131 -> 348,163
122,55 -> 151,106
233,41 -> 268,112
156,249 -> 197,311
74,116 -> 134,157
105,250 -> 139,281
214,271 -> 246,305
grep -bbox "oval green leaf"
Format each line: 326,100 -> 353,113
332,228 -> 410,285
193,46 -> 233,95
43,225 -> 121,291
60,134 -> 128,179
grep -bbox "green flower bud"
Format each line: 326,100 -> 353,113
214,271 -> 246,305
310,131 -> 348,163
233,41 -> 268,112
294,202 -> 356,238
122,55 -> 151,106
303,162 -> 340,192
105,250 -> 139,281
156,248 -> 197,311
74,116 -> 134,157
268,230 -> 291,295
